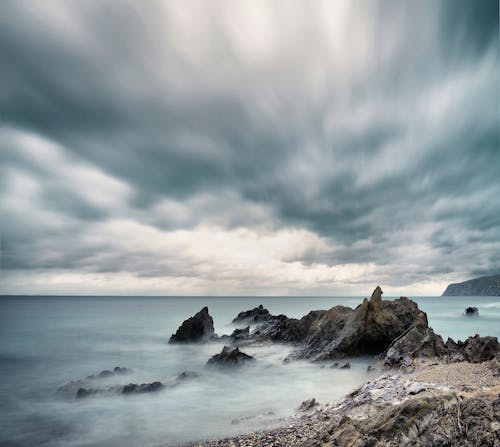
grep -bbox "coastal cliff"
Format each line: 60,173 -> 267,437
442,274 -> 500,296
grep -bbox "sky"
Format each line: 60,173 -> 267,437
0,0 -> 498,296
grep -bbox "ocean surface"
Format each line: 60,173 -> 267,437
0,295 -> 499,447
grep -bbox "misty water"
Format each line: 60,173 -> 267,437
1,295 -> 499,447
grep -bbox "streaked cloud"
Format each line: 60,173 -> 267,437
0,0 -> 498,295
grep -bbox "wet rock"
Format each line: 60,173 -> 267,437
339,360 -> 350,369
464,306 -> 479,316
122,381 -> 164,394
169,307 -> 215,343
232,304 -> 274,324
85,366 -> 130,380
76,387 -> 95,399
268,286 -> 429,361
206,346 -> 255,367
230,326 -> 250,342
299,398 -> 317,411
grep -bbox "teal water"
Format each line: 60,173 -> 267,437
0,295 -> 498,446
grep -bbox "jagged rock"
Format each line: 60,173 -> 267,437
459,334 -> 499,363
309,392 -> 500,447
206,346 -> 255,367
265,286 -> 428,361
232,304 -> 274,324
339,360 -> 351,369
57,366 -> 131,397
230,326 -> 250,342
169,307 -> 215,343
465,306 -> 479,316
122,381 -> 164,394
299,398 -> 317,411
383,312 -> 447,366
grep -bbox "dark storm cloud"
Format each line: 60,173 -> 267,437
0,0 -> 498,293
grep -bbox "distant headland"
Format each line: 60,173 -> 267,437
442,274 -> 500,296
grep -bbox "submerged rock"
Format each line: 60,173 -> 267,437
207,346 -> 255,367
176,370 -> 200,381
169,307 -> 215,343
339,360 -> 351,369
122,381 -> 164,394
465,306 -> 479,316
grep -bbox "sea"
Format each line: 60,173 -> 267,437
0,295 -> 499,447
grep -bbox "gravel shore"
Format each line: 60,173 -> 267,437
173,359 -> 500,447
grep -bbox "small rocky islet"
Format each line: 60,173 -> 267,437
56,286 -> 500,445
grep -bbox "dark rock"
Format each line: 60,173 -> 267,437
339,360 -> 350,369
76,387 -> 94,399
459,334 -> 499,363
113,366 -> 129,374
383,312 -> 447,366
98,370 -> 114,378
169,307 -> 215,343
267,286 -> 429,361
232,304 -> 274,324
464,306 -> 479,316
122,381 -> 164,394
206,346 -> 255,367
230,326 -> 250,342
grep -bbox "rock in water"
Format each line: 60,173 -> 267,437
122,381 -> 164,394
169,307 -> 215,343
268,286 -> 429,361
206,346 -> 255,367
464,306 -> 479,317
298,398 -> 317,411
232,304 -> 274,324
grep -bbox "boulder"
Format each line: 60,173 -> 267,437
169,307 -> 215,343
206,346 -> 255,367
464,306 -> 479,317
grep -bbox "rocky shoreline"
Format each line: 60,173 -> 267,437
174,360 -> 500,447
164,286 -> 500,447
54,286 -> 500,445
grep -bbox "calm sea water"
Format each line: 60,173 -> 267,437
0,295 -> 499,447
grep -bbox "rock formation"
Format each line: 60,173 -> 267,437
262,286 -> 429,361
169,306 -> 215,343
232,304 -> 275,324
206,346 -> 255,367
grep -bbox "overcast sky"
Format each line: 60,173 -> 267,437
0,0 -> 498,296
